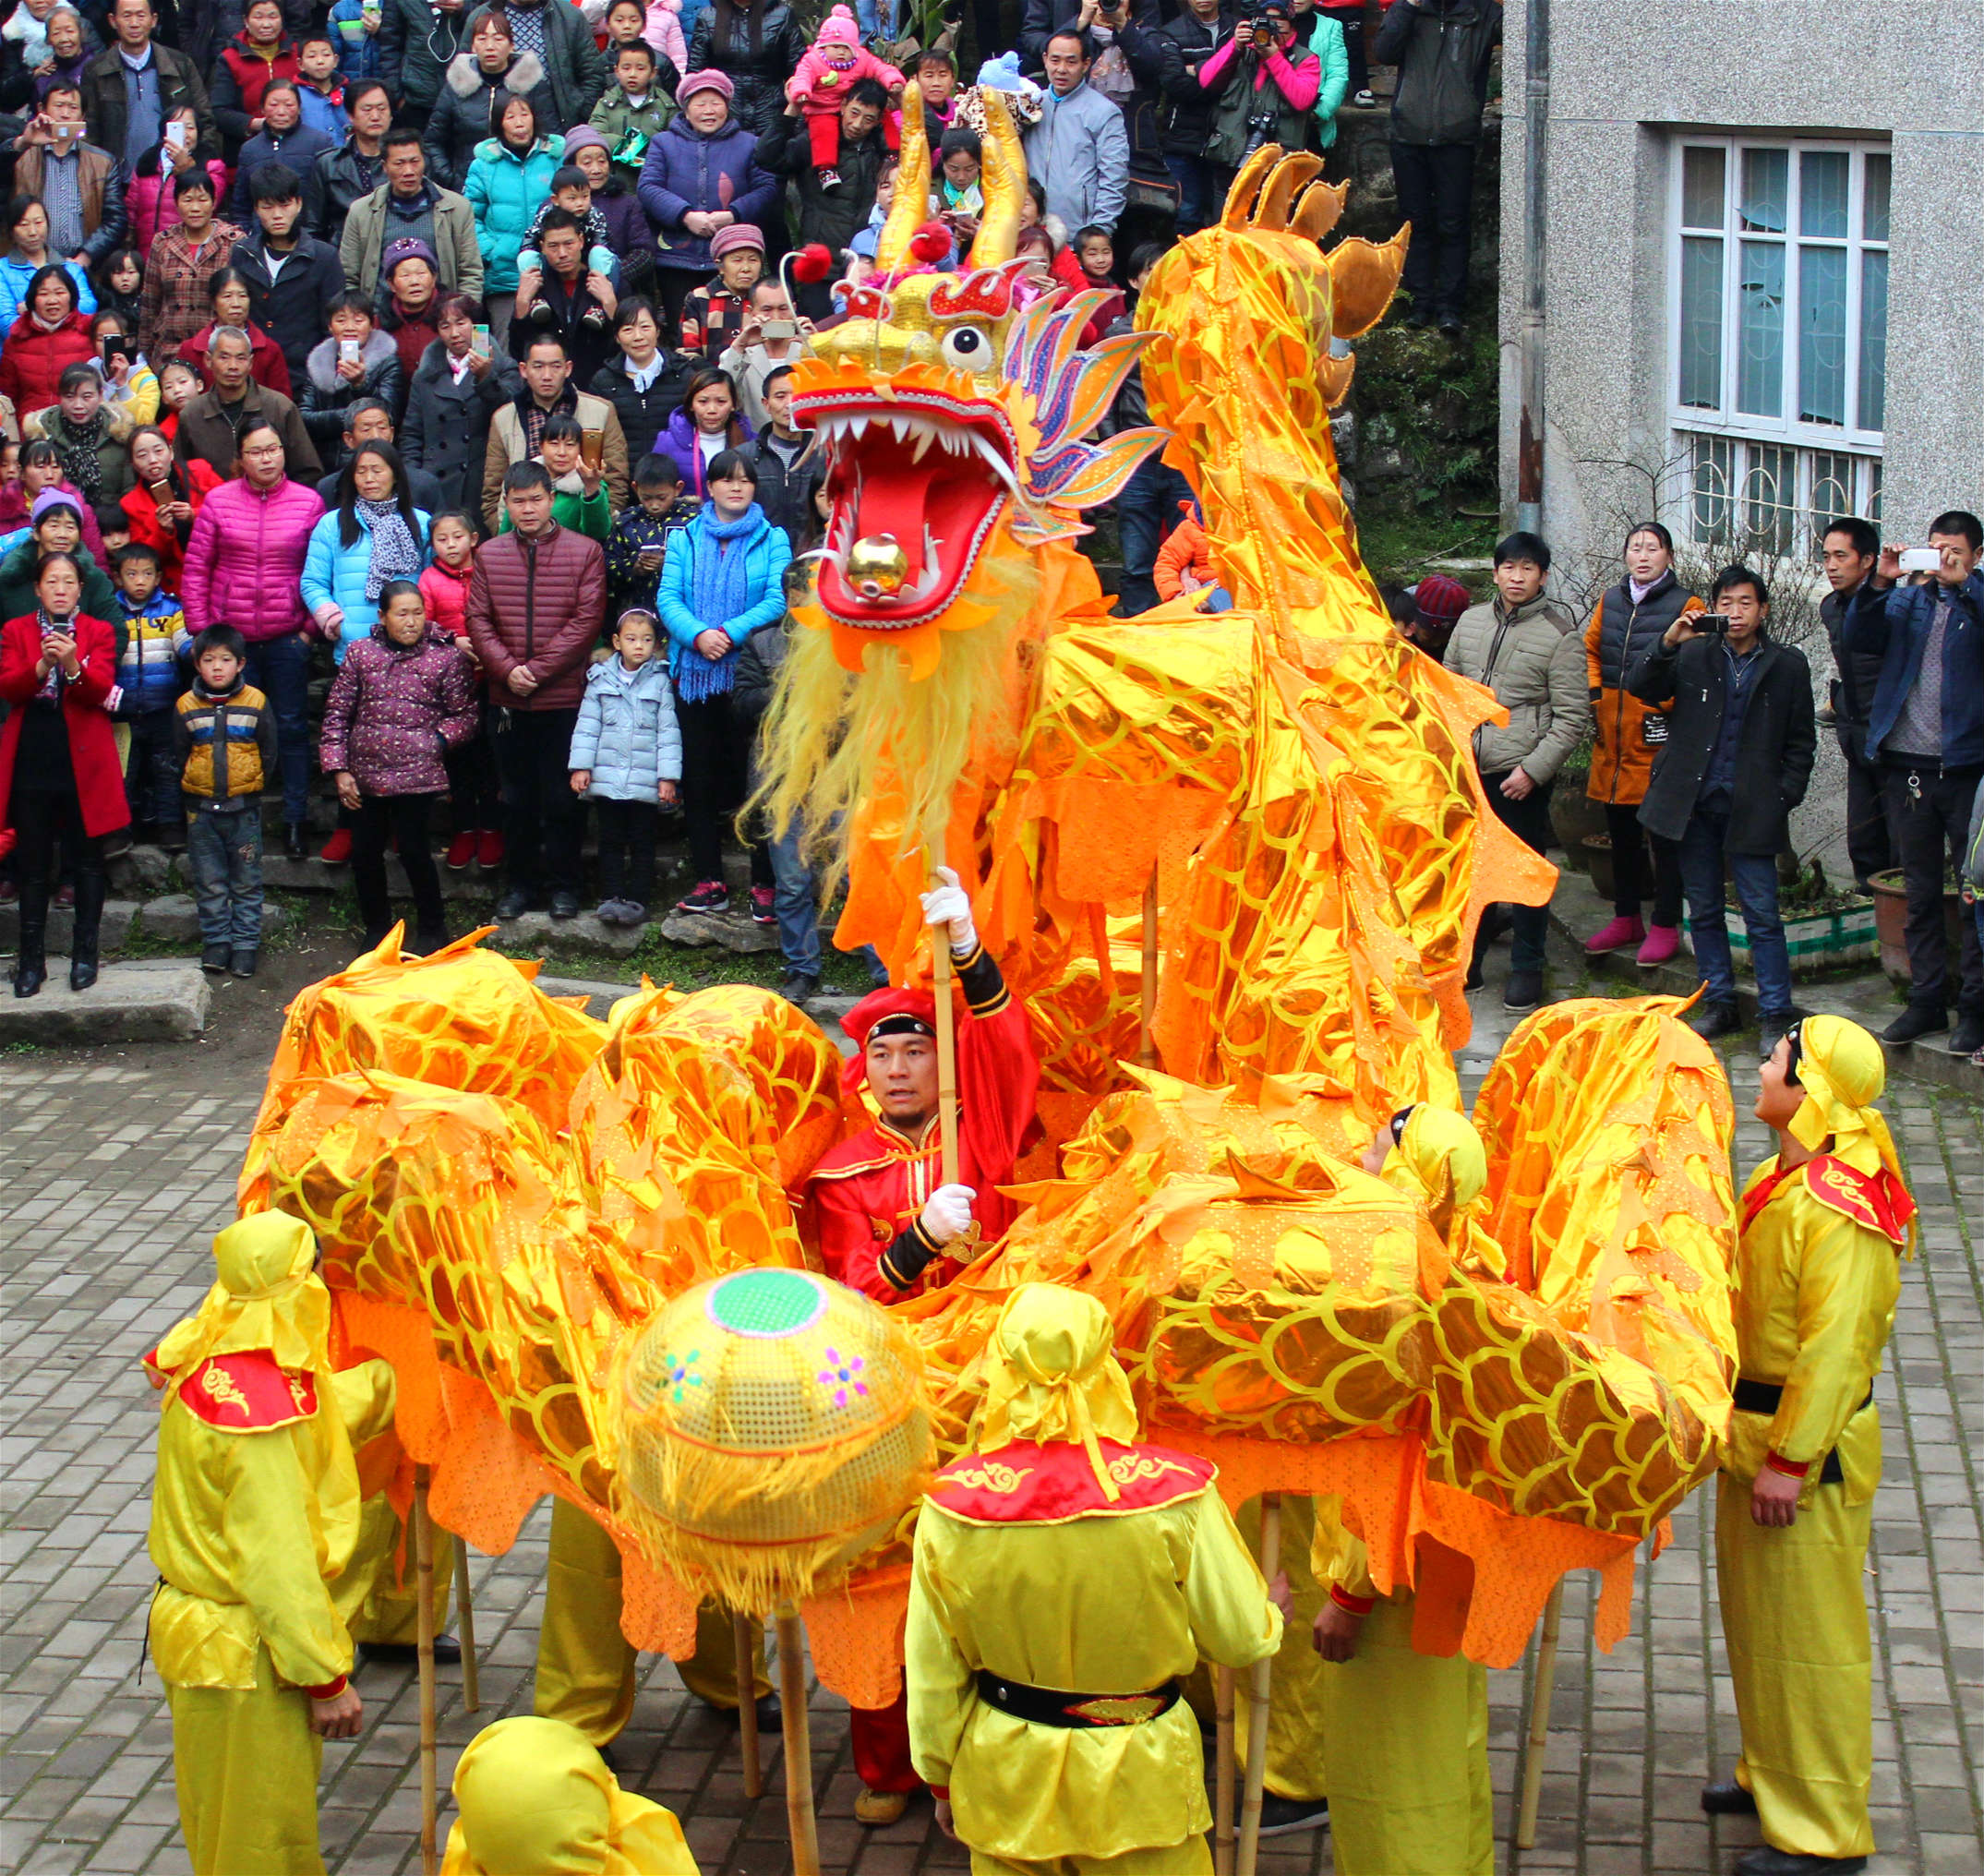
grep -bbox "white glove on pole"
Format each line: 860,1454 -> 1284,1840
921,864 -> 978,958
919,1184 -> 977,1245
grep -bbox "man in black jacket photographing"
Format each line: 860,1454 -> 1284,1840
1627,565 -> 1816,1056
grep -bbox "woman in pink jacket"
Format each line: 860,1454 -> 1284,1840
179,415 -> 326,860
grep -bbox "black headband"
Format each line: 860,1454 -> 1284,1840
1389,1105 -> 1416,1148
870,1014 -> 935,1041
1782,1020 -> 1804,1088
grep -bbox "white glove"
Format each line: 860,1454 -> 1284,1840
921,864 -> 977,958
919,1184 -> 977,1245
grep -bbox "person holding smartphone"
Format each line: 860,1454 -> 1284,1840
9,80 -> 128,273
714,274 -> 812,433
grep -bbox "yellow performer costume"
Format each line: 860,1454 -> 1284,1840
1713,1016 -> 1913,1870
1307,1105 -> 1496,1876
144,1214 -> 384,1876
442,1716 -> 700,1874
907,1284 -> 1282,1876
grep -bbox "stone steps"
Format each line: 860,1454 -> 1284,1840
0,959 -> 210,1042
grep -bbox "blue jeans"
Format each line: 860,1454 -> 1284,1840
242,631 -> 313,827
1677,800 -> 1791,1019
1114,459 -> 1194,615
768,819 -> 821,977
185,803 -> 264,948
1164,151 -> 1220,237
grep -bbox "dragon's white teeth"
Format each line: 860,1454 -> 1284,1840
910,425 -> 936,464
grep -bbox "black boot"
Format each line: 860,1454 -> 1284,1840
68,865 -> 106,992
11,877 -> 47,997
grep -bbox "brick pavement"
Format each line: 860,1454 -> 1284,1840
3,1028 -> 1980,1875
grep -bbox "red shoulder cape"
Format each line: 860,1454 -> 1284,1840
143,1347 -> 319,1431
926,1438 -> 1216,1526
1803,1153 -> 1914,1247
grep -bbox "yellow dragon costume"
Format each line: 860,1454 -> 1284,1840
235,90 -> 1739,1710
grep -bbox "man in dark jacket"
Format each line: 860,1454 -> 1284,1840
224,78 -> 331,222
313,398 -> 447,511
10,81 -> 126,266
304,77 -> 391,242
515,208 -> 619,386
1124,0 -> 1230,236
1371,0 -> 1499,334
231,161 -> 346,387
758,82 -> 889,266
466,459 -> 607,920
463,0 -> 603,131
379,0 -> 471,124
1627,565 -> 1815,1052
174,325 -> 322,480
1819,514 -> 1893,891
743,365 -> 818,550
1845,510 -> 1984,1052
81,0 -> 219,170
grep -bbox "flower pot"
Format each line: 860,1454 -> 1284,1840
1866,867 -> 1965,989
1550,784 -> 1605,860
1710,901 -> 1879,977
1581,834 -> 1615,904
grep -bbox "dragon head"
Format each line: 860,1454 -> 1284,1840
791,81 -> 1166,679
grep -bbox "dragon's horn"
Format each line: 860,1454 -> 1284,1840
967,88 -> 1023,270
1329,228 -> 1411,338
1220,143 -> 1282,230
875,78 -> 931,273
1254,151 -> 1322,231
1293,177 -> 1349,243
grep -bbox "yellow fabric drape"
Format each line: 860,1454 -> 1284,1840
442,1716 -> 700,1875
968,1840 -> 1213,1876
1784,1015 -> 1915,1253
154,1214 -> 334,1414
1233,1494 -> 1328,1804
1378,1104 -> 1506,1275
1716,1472 -> 1876,1860
973,1286 -> 1140,1499
166,1642 -> 327,1876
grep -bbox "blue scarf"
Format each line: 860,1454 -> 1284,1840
677,503 -> 764,704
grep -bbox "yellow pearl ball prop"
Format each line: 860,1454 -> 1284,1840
848,533 -> 909,598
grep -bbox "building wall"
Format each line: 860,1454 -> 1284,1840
1497,0 -> 1984,875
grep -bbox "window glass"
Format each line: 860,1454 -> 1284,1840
1681,146 -> 1725,230
1858,248 -> 1887,432
1678,236 -> 1723,409
1736,241 -> 1785,418
1739,148 -> 1788,233
1798,244 -> 1846,426
1798,150 -> 1849,238
1862,152 -> 1891,241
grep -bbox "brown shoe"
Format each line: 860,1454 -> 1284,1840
854,1788 -> 910,1826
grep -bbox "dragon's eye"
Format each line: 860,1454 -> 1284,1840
939,324 -> 993,369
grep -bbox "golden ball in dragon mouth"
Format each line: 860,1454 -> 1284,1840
847,533 -> 909,597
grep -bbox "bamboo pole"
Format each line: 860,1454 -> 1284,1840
1213,1666 -> 1236,1876
775,1609 -> 821,1876
929,846 -> 962,1186
413,1468 -> 439,1876
735,1610 -> 764,1798
1235,1494 -> 1281,1876
452,1535 -> 479,1714
1139,863 -> 1160,1069
1514,1580 -> 1566,1850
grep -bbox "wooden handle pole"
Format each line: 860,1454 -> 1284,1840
1514,1580 -> 1566,1850
413,1468 -> 439,1876
1213,1665 -> 1236,1876
735,1611 -> 764,1798
1236,1494 -> 1281,1876
1139,862 -> 1160,1069
927,839 -> 962,1187
775,1609 -> 821,1876
452,1535 -> 479,1714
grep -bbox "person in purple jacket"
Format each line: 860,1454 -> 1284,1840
634,68 -> 778,335
318,578 -> 476,953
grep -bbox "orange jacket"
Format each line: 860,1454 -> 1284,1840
1154,512 -> 1213,603
1582,577 -> 1699,805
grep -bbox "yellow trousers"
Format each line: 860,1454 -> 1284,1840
167,1643 -> 326,1876
970,1836 -> 1212,1876
336,1490 -> 452,1647
535,1498 -> 767,1746
1716,1472 -> 1876,1859
1234,1495 -> 1328,1803
1317,1593 -> 1492,1876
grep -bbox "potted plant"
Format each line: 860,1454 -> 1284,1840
1581,833 -> 1615,902
1867,866 -> 1966,989
1701,860 -> 1877,978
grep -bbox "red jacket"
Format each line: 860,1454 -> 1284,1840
418,559 -> 474,642
0,312 -> 96,416
0,611 -> 129,837
178,321 -> 293,401
804,948 -> 1040,1305
120,459 -> 225,592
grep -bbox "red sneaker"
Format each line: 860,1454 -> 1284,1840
751,885 -> 776,927
445,831 -> 477,871
476,828 -> 505,869
677,879 -> 729,915
319,828 -> 353,865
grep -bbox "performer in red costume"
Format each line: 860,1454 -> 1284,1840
802,864 -> 1040,1825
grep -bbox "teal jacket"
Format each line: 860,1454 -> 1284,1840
463,135 -> 563,295
1305,14 -> 1350,147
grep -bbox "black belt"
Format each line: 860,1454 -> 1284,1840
1733,1379 -> 1873,1486
974,1671 -> 1182,1728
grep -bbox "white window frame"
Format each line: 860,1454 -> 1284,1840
1664,133 -> 1888,558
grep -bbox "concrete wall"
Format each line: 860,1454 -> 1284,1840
1497,1 -> 1984,877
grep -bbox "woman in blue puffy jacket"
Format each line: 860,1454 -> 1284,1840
301,440 -> 433,667
463,95 -> 562,320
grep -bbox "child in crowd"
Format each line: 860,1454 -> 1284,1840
325,0 -> 381,81
848,157 -> 896,261
590,34 -> 675,183
91,312 -> 159,425
295,33 -> 349,143
174,624 -> 274,978
110,541 -> 188,848
93,248 -> 145,331
516,171 -> 619,298
569,607 -> 680,925
1074,224 -> 1121,293
606,453 -> 696,613
156,359 -> 201,445
934,129 -> 982,247
97,509 -> 131,558
679,225 -> 764,362
420,511 -> 504,872
319,579 -> 475,954
785,5 -> 902,190
499,413 -> 611,539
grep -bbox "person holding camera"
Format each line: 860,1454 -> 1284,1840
9,78 -> 126,271
1625,566 -> 1815,1056
1844,510 -> 1984,1054
1196,0 -> 1320,186
1139,0 -> 1232,235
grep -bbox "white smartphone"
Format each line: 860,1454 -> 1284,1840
1897,547 -> 1943,574
339,338 -> 362,366
762,319 -> 796,341
163,119 -> 187,150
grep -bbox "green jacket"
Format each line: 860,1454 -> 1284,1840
589,86 -> 675,186
1304,15 -> 1350,148
499,479 -> 610,542
0,539 -> 123,655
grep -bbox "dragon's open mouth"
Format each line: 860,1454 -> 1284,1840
800,390 -> 1019,630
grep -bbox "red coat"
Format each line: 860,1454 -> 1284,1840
120,459 -> 226,592
178,321 -> 293,401
0,611 -> 130,836
803,953 -> 1039,1304
0,312 -> 96,416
